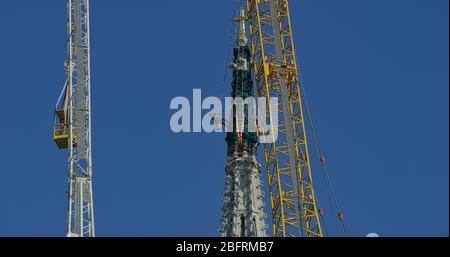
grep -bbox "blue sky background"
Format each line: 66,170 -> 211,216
0,0 -> 448,237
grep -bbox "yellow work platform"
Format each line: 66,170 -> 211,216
53,110 -> 76,149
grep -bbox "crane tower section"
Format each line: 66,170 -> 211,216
54,0 -> 95,237
246,0 -> 323,237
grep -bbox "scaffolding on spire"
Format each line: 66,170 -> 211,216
220,8 -> 267,237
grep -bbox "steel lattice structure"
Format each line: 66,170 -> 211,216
64,0 -> 95,237
246,0 -> 323,237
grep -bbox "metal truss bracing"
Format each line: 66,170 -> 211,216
66,0 -> 95,237
246,0 -> 323,237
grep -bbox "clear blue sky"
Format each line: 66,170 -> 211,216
0,0 -> 448,237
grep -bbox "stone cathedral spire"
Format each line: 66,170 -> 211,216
220,9 -> 267,237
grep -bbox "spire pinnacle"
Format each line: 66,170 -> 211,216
233,8 -> 248,46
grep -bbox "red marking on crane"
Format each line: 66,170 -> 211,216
320,156 -> 326,165
338,212 -> 344,221
300,153 -> 307,161
319,208 -> 324,217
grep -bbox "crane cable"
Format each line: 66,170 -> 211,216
213,1 -> 240,129
56,78 -> 68,110
219,1 -> 240,101
298,70 -> 349,236
310,176 -> 330,236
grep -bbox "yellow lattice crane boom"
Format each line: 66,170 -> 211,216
246,0 -> 323,237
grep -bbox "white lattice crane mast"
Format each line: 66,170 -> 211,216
54,0 -> 95,237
